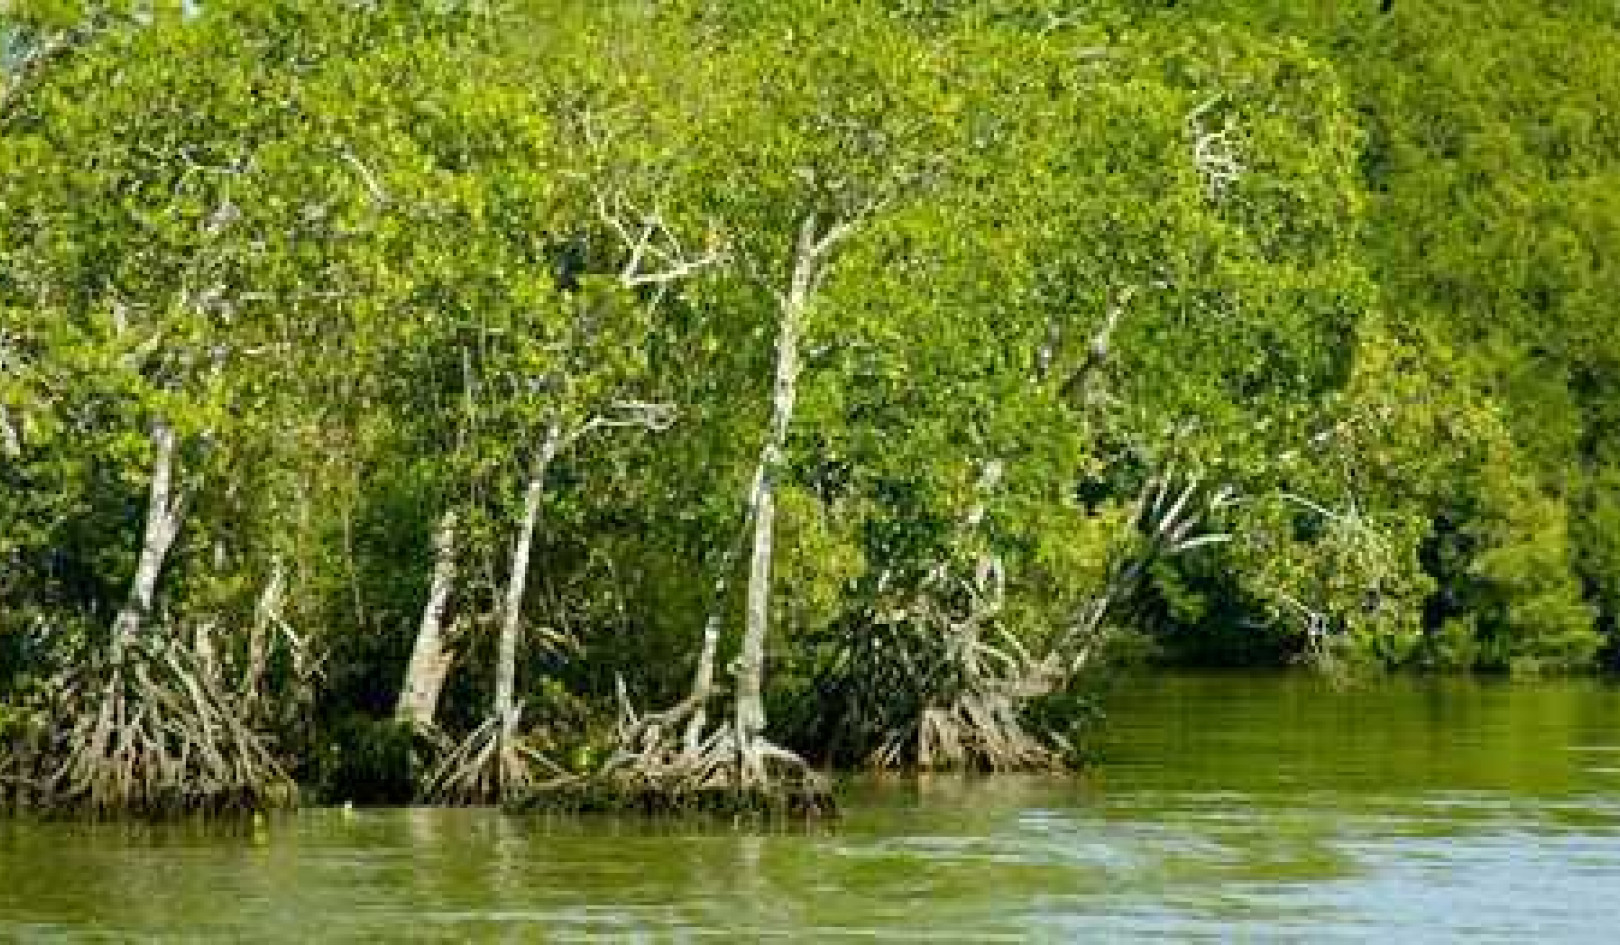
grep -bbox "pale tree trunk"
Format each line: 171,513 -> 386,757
396,510 -> 458,728
736,471 -> 779,763
0,404 -> 20,458
735,216 -> 847,779
430,404 -> 675,802
243,556 -> 285,708
111,421 -> 186,656
494,421 -> 562,743
681,467 -> 760,752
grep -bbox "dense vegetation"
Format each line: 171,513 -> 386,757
1,0 -> 1616,814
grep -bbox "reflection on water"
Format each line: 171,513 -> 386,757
1,673 -> 1617,940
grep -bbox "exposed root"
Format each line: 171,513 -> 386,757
1,709 -> 46,814
18,638 -> 295,819
853,620 -> 1068,774
853,549 -> 1069,773
873,685 -> 1062,774
512,679 -> 834,817
805,567 -> 1074,775
423,714 -> 568,805
837,467 -> 1230,773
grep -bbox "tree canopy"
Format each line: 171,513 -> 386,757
2,0 -> 1617,814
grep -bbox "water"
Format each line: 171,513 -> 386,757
2,672 -> 1618,941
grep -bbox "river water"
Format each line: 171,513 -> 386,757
2,672 -> 1618,941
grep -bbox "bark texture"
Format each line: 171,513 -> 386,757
111,421 -> 186,653
426,424 -> 566,804
494,423 -> 561,742
396,510 -> 459,729
734,215 -> 851,780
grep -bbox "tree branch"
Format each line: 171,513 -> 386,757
595,190 -> 728,290
0,404 -> 20,458
0,29 -> 74,125
1187,96 -> 1245,200
340,148 -> 390,207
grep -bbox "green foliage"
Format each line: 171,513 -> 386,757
3,0 -> 1618,811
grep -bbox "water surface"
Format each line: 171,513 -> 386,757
2,672 -> 1618,941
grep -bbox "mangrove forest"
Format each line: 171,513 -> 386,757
2,0 -> 1619,818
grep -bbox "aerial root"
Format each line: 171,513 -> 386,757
423,714 -> 568,806
510,688 -> 833,817
873,689 -> 1061,773
16,639 -> 295,819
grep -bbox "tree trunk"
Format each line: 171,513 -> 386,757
0,404 -> 20,458
680,466 -> 761,752
111,420 -> 185,656
735,217 -> 823,776
243,556 -> 285,709
396,510 -> 458,728
494,422 -> 561,742
736,484 -> 778,760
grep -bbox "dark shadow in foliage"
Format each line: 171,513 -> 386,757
305,714 -> 420,806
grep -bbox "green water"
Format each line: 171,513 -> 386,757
3,672 -> 1619,941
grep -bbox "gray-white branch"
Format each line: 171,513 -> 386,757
1187,96 -> 1245,200
595,191 -> 728,290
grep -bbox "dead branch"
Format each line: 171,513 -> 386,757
595,190 -> 728,290
1187,95 -> 1245,200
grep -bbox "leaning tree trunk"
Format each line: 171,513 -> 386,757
111,420 -> 185,656
240,557 -> 283,712
735,216 -> 826,785
396,510 -> 458,730
681,486 -> 758,754
423,421 -> 573,804
527,217 -> 846,814
494,423 -> 560,747
44,419 -> 295,816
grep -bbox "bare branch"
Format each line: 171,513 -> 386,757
1187,95 -> 1245,200
811,217 -> 861,260
595,190 -> 728,290
340,149 -> 390,207
1058,284 -> 1139,398
621,253 -> 725,289
606,399 -> 677,431
559,401 -> 677,453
